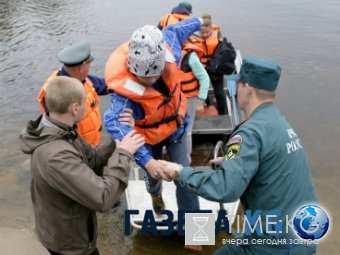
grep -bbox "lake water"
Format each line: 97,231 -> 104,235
1,0 -> 339,254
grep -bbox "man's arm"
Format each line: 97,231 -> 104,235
45,146 -> 134,212
43,128 -> 144,212
164,18 -> 202,65
104,93 -> 153,168
174,130 -> 260,202
88,75 -> 108,95
165,18 -> 202,47
79,137 -> 116,176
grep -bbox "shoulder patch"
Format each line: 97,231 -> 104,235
224,144 -> 241,160
227,134 -> 243,146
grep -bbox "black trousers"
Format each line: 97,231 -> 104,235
48,248 -> 100,255
206,71 -> 228,115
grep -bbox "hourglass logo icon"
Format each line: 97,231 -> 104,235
185,213 -> 215,245
193,216 -> 209,241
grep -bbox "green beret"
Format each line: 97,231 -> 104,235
229,56 -> 281,91
57,40 -> 94,66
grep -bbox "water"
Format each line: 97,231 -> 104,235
1,0 -> 340,254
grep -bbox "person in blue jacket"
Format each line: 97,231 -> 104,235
104,18 -> 202,216
159,56 -> 318,255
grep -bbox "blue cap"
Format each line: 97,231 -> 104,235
228,56 -> 281,91
57,40 -> 94,66
179,2 -> 192,13
171,5 -> 190,15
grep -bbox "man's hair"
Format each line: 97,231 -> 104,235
45,76 -> 84,114
253,86 -> 276,100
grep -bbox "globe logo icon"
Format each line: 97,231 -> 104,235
293,204 -> 329,240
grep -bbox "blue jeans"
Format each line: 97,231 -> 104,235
143,131 -> 200,211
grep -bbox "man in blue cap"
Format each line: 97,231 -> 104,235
159,56 -> 318,254
37,40 -> 134,146
158,2 -> 193,30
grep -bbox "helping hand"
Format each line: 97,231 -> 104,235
158,160 -> 182,181
145,159 -> 178,181
115,130 -> 144,154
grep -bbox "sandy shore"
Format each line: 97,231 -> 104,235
0,227 -> 48,255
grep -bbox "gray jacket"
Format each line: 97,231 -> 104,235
19,114 -> 133,255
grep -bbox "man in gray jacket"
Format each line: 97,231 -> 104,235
19,76 -> 145,255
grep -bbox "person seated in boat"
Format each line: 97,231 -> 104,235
104,19 -> 202,216
158,2 -> 192,30
37,40 -> 134,146
179,40 -> 210,163
159,56 -> 318,255
189,13 -> 228,115
19,76 -> 144,255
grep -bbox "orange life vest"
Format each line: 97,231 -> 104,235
37,70 -> 102,146
105,42 -> 187,145
179,43 -> 205,98
159,13 -> 190,29
189,24 -> 220,67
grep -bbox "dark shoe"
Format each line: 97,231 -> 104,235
151,194 -> 165,214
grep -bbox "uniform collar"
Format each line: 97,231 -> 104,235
250,102 -> 274,117
232,102 -> 274,132
59,67 -> 71,77
233,119 -> 247,132
59,67 -> 86,84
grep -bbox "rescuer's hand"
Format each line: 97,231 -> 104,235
115,130 -> 144,154
158,160 -> 183,181
145,159 -> 173,181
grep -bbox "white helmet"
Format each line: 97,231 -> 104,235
128,25 -> 166,77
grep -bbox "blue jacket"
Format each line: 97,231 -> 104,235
164,18 -> 202,66
104,18 -> 201,168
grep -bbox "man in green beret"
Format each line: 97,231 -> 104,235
159,56 -> 318,254
37,40 -> 134,146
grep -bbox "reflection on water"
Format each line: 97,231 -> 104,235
1,0 -> 340,254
